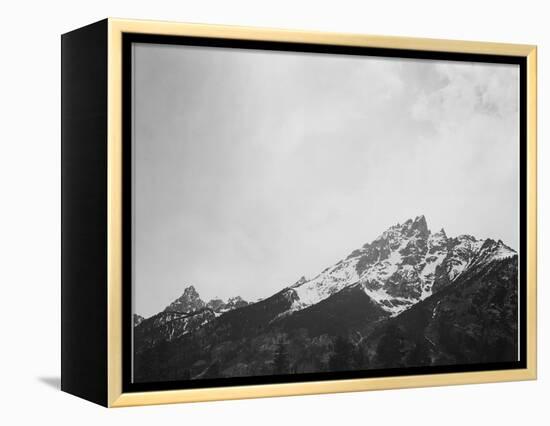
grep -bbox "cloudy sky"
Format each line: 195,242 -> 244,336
132,42 -> 519,318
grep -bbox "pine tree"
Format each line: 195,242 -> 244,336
273,341 -> 290,374
405,339 -> 431,367
375,324 -> 405,368
328,336 -> 353,372
203,361 -> 221,379
352,344 -> 369,369
180,368 -> 191,380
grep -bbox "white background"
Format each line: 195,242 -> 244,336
0,0 -> 546,424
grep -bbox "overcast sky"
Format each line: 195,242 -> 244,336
132,42 -> 519,318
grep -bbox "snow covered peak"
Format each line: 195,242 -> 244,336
409,215 -> 429,235
182,285 -> 199,297
428,228 -> 448,251
434,227 -> 447,238
373,215 -> 429,245
475,239 -> 517,263
286,216 -> 516,317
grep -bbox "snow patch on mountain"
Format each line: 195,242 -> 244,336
490,243 -> 516,261
290,257 -> 360,309
446,235 -> 485,281
473,239 -> 516,265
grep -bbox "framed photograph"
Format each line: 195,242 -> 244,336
61,18 -> 537,407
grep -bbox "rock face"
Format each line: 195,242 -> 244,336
133,216 -> 518,383
164,286 -> 205,313
286,215 -> 515,316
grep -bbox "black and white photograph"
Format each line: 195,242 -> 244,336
130,41 -> 521,384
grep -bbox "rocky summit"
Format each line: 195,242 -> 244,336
286,215 -> 515,315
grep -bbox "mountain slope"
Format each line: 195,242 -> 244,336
367,255 -> 518,368
277,283 -> 389,337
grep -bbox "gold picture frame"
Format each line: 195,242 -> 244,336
61,18 -> 537,407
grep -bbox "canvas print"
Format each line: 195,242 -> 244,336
130,42 -> 520,383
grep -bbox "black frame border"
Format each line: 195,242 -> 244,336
122,33 -> 528,394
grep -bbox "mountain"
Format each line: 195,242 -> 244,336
283,215 -> 515,316
133,216 -> 518,382
134,286 -> 249,353
164,286 -> 205,313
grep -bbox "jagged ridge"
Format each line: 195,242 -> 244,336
285,215 -> 515,316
